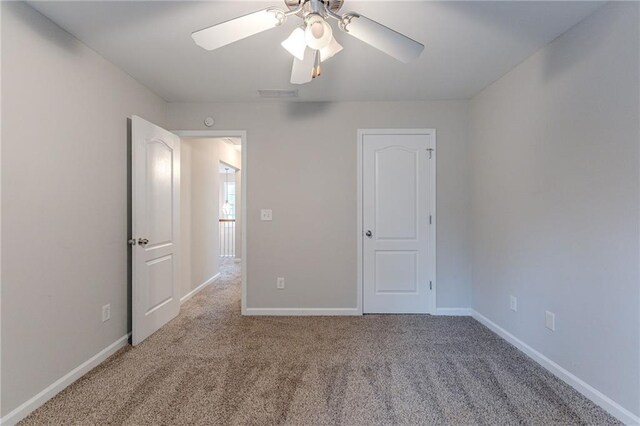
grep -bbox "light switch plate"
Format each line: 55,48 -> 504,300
261,209 -> 273,221
545,311 -> 555,331
277,277 -> 285,289
102,304 -> 111,322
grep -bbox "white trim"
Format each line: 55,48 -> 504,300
179,273 -> 221,305
471,310 -> 640,425
172,130 -> 248,317
234,258 -> 242,263
0,2 -> 3,414
244,308 -> 361,316
357,129 -> 437,315
356,131 -> 364,315
1,334 -> 130,426
436,307 -> 472,316
173,130 -> 247,138
429,130 -> 437,315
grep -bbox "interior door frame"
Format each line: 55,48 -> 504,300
172,130 -> 248,315
357,129 -> 437,315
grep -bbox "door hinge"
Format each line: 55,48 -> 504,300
430,281 -> 433,290
427,148 -> 434,159
429,214 -> 432,225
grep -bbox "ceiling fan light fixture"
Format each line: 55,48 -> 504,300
304,14 -> 333,50
319,36 -> 343,62
281,27 -> 306,61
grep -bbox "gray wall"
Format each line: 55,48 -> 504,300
180,141 -> 193,299
1,2 -> 167,416
167,101 -> 472,310
469,2 -> 639,416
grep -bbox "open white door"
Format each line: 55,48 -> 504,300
361,130 -> 436,314
131,116 -> 180,345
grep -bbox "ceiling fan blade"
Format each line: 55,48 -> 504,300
291,48 -> 315,85
340,14 -> 424,63
192,8 -> 284,51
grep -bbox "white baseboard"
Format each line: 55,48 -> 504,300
471,310 -> 640,425
244,307 -> 361,316
246,308 -> 474,317
436,307 -> 472,316
1,334 -> 130,426
180,273 -> 221,305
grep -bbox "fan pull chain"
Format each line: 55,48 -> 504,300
312,50 -> 322,78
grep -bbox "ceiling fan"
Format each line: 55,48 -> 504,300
192,0 -> 424,85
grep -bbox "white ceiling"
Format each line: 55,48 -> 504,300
30,1 -> 604,102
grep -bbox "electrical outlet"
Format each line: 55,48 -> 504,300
545,311 -> 555,331
102,304 -> 111,322
510,295 -> 518,312
261,209 -> 273,221
277,277 -> 285,289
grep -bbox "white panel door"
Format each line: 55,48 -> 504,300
362,131 -> 435,313
131,116 -> 180,345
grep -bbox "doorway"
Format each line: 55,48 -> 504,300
174,131 -> 247,314
357,129 -> 436,314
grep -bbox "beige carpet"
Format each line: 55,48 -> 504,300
21,259 -> 617,425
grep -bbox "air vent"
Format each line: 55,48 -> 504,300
258,89 -> 299,98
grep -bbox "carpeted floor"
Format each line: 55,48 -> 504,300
21,259 -> 617,425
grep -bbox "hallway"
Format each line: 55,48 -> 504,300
21,261 -> 615,425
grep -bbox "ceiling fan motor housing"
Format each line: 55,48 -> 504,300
284,0 -> 344,18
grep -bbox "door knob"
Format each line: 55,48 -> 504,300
365,230 -> 373,238
138,238 -> 149,246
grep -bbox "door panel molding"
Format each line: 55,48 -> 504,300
357,129 -> 436,315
